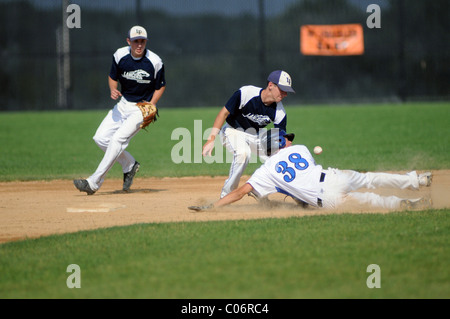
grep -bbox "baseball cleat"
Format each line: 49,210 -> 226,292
400,197 -> 432,210
188,204 -> 214,212
248,191 -> 271,205
248,191 -> 259,201
418,172 -> 432,187
123,161 -> 140,191
291,197 -> 310,208
73,179 -> 96,195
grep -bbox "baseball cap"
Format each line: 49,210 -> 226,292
261,129 -> 295,156
267,70 -> 295,93
128,26 -> 147,41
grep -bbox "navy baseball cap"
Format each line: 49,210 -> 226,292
128,26 -> 147,41
262,129 -> 295,156
267,70 -> 295,93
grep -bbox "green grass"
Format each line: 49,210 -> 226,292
0,211 -> 448,299
0,101 -> 449,300
0,101 -> 449,181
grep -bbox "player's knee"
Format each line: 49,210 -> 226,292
235,151 -> 251,164
93,135 -> 108,148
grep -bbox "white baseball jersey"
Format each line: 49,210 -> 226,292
248,145 -> 324,206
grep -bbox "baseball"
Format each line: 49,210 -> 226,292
314,146 -> 323,155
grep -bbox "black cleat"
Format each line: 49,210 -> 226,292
73,179 -> 96,195
123,161 -> 140,191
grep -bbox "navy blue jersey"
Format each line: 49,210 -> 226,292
109,46 -> 166,102
225,85 -> 287,132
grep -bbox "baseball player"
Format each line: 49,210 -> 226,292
202,70 -> 295,198
74,25 -> 166,195
191,129 -> 433,211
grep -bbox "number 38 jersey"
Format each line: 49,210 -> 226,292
247,145 -> 323,206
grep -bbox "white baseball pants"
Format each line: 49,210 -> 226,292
220,124 -> 268,198
86,97 -> 142,191
319,169 -> 421,209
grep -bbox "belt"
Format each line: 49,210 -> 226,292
317,172 -> 326,207
320,172 -> 326,182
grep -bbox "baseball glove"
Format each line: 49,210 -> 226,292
136,101 -> 159,130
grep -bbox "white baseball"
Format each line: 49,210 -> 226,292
314,146 -> 323,155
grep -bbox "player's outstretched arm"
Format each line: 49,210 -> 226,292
215,183 -> 254,208
188,183 -> 254,212
202,106 -> 230,156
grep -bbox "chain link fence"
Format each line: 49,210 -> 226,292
0,0 -> 448,110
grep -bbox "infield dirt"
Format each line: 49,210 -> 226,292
1,170 -> 449,244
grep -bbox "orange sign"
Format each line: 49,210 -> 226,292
300,24 -> 364,56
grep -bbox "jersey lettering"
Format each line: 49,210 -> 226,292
121,69 -> 151,83
242,113 -> 272,126
275,153 -> 309,182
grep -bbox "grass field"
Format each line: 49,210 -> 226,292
0,211 -> 448,299
0,101 -> 449,180
0,102 -> 449,300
